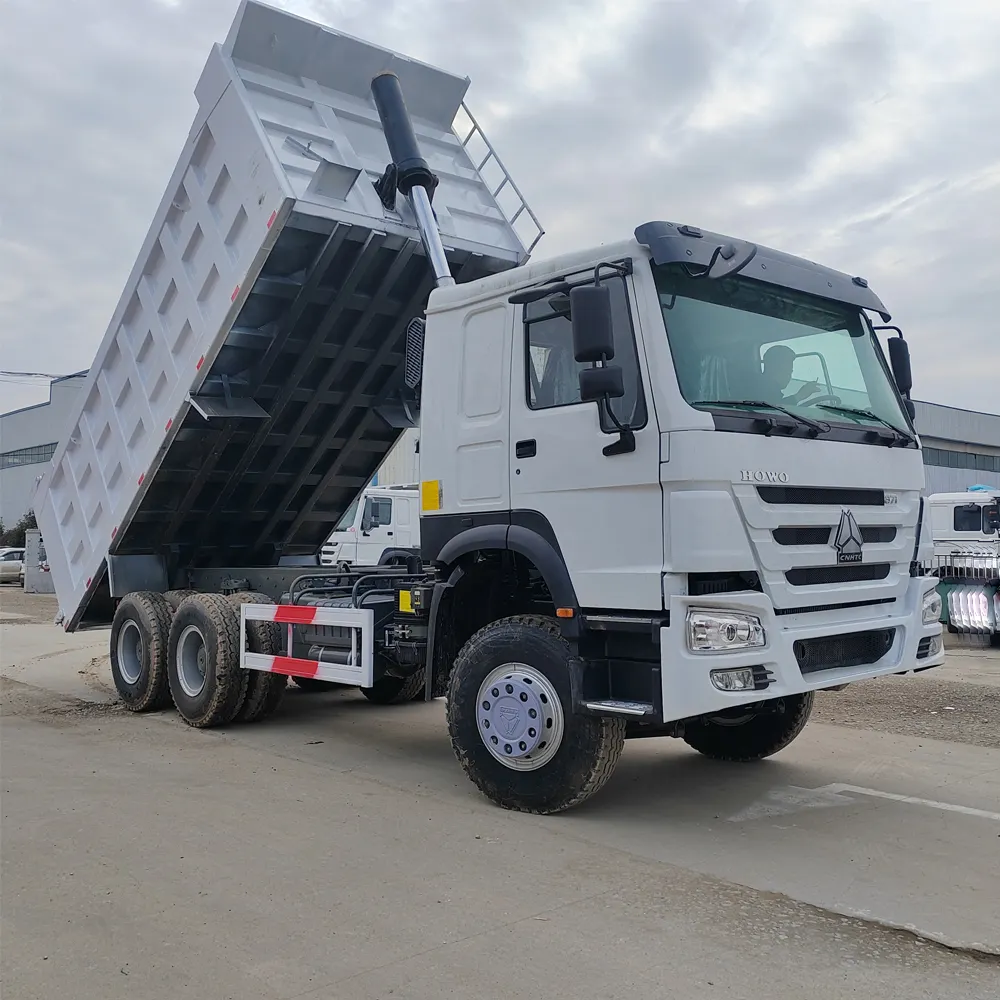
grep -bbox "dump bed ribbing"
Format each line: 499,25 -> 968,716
35,0 -> 541,630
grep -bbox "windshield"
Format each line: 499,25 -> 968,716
651,263 -> 910,433
332,496 -> 361,532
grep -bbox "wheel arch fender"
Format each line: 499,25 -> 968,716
435,522 -> 579,637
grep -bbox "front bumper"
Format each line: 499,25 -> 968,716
659,576 -> 944,723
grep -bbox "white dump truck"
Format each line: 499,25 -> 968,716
924,487 -> 1000,643
36,0 -> 945,814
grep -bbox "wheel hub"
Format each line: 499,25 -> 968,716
476,663 -> 564,771
177,624 -> 209,698
117,620 -> 143,685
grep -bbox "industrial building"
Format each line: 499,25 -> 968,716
912,400 -> 1000,494
2,375 -> 997,527
0,373 -> 88,526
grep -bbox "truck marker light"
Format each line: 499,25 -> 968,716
266,210 -> 277,229
137,473 -> 144,486
556,608 -> 575,618
165,418 -> 173,432
420,480 -> 442,512
111,526 -> 117,539
196,356 -> 205,371
231,285 -> 240,302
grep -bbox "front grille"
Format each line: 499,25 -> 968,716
794,628 -> 896,674
785,563 -> 891,586
774,597 -> 896,616
758,486 -> 885,506
773,526 -> 896,546
916,637 -> 932,660
689,571 -> 762,596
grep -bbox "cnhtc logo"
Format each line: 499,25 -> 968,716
832,509 -> 864,563
739,470 -> 789,483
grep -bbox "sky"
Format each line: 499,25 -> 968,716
1,0 -> 997,416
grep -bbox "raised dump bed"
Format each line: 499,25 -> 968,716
35,0 -> 541,630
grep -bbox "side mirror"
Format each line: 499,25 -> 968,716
985,505 -> 1000,535
579,365 -> 625,403
903,398 -> 915,422
361,501 -> 374,533
570,284 -> 614,363
887,336 -> 912,397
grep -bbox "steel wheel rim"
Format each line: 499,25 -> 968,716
177,624 -> 209,698
476,662 -> 565,772
117,620 -> 143,685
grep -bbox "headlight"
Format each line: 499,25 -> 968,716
687,610 -> 765,652
922,589 -> 943,625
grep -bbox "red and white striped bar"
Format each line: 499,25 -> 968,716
238,603 -> 374,688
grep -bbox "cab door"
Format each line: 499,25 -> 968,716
356,496 -> 394,565
508,273 -> 663,610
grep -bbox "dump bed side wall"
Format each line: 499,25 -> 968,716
36,47 -> 290,623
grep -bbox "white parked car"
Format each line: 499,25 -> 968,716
0,547 -> 25,585
320,486 -> 420,568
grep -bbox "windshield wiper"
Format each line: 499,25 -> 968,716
696,400 -> 831,436
812,404 -> 915,446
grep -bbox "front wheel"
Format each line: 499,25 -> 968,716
447,616 -> 625,814
682,693 -> 814,761
360,667 -> 425,705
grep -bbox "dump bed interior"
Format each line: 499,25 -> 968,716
36,0 -> 540,629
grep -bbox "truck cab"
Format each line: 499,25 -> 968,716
417,225 -> 945,728
320,485 -> 420,568
925,488 -> 1000,640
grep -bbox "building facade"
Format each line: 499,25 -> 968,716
912,400 -> 1000,494
0,373 -> 88,525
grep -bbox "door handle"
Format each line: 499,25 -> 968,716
386,531 -> 393,536
515,439 -> 537,459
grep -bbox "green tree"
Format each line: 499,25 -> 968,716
0,509 -> 37,547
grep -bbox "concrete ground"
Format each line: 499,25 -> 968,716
2,588 -> 999,999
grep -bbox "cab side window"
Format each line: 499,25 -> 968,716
954,504 -> 983,532
523,275 -> 646,430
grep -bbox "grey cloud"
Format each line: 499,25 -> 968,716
0,0 -> 997,414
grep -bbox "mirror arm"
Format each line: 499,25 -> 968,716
600,396 -> 636,456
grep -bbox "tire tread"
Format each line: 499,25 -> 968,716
167,593 -> 247,728
227,591 -> 286,723
682,693 -> 814,761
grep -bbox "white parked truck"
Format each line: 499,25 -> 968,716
36,1 -> 945,814
320,485 -> 420,568
924,487 -> 1000,642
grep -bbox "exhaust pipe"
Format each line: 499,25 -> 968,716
371,71 -> 455,288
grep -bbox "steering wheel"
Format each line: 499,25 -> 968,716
803,394 -> 842,407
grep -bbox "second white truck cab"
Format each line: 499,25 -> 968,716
321,485 -> 420,568
924,487 -> 1000,640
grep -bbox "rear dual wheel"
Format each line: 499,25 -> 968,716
226,592 -> 286,723
167,594 -> 248,728
109,592 -> 174,712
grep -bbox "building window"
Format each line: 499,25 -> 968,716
0,442 -> 58,471
922,446 -> 1000,474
